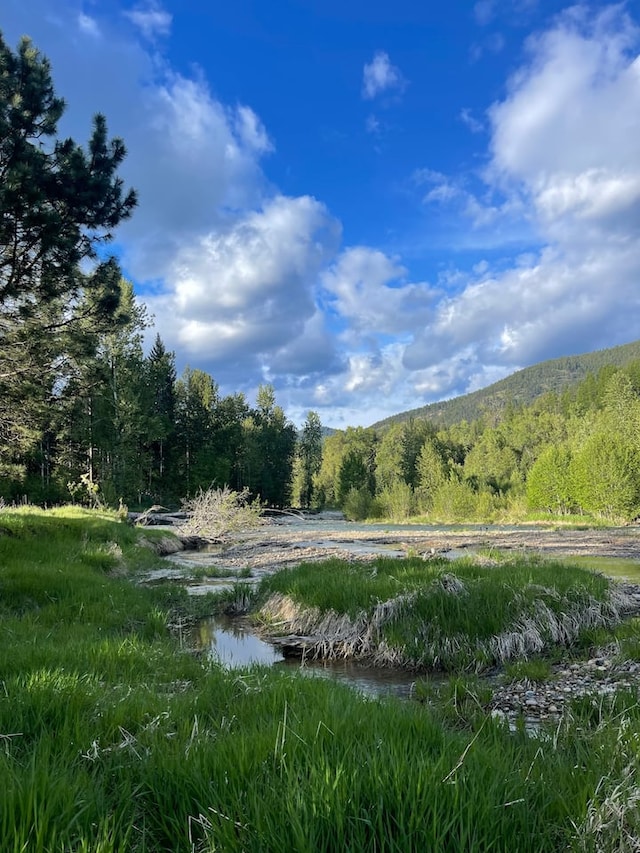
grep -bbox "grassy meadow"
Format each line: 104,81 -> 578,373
2,507 -> 640,851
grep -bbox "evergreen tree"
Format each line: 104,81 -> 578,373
145,335 -> 177,498
297,411 -> 323,508
174,368 -> 218,496
56,281 -> 150,505
400,418 -> 434,488
0,33 -> 136,472
243,385 -> 296,507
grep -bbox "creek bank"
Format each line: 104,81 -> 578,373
139,531 -> 208,556
490,651 -> 640,722
144,515 -> 640,722
253,583 -> 640,721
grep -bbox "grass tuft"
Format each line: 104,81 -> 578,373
257,555 -> 629,671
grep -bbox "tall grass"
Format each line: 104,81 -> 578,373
257,555 -> 631,670
1,507 -> 640,851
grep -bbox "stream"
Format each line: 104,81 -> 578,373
143,514 -> 640,710
190,613 -> 423,699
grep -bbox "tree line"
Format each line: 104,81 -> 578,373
0,31 -> 326,509
317,362 -> 640,524
0,269 -> 322,507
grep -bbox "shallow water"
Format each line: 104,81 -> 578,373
193,614 -> 422,698
192,615 -> 284,667
561,554 -> 640,581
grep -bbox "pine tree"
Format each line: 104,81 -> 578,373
145,335 -> 177,498
0,33 -> 136,473
298,411 -> 323,508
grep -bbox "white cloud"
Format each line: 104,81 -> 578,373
145,195 -> 341,383
362,51 -> 406,100
77,14 -> 100,38
484,5 -> 640,248
119,74 -> 273,281
321,247 -> 436,339
125,2 -> 172,40
459,107 -> 484,134
235,105 -> 273,154
403,5 -> 640,397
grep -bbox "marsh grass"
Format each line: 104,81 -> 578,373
3,507 -> 640,851
257,555 -> 628,671
504,658 -> 553,683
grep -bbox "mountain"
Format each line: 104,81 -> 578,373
370,339 -> 640,431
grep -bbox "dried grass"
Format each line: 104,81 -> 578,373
574,765 -> 640,852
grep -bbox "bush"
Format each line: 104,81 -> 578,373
342,486 -> 376,521
178,486 -> 264,540
377,481 -> 416,521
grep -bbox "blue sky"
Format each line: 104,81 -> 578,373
4,1 -> 640,426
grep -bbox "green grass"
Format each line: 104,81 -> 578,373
257,555 -> 619,670
259,555 -> 444,618
503,658 -> 553,683
2,506 -> 640,851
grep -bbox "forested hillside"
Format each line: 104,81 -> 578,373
317,360 -> 640,524
371,340 -> 640,430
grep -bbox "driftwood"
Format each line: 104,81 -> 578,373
128,506 -> 187,527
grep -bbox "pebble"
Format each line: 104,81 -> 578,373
490,653 -> 640,721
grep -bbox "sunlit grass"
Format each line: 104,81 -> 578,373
257,555 -> 622,670
2,507 -> 640,851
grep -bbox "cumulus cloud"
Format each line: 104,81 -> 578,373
321,247 -> 436,339
268,311 -> 345,381
408,4 -> 640,383
145,195 -> 341,383
362,51 -> 406,100
119,74 -> 274,281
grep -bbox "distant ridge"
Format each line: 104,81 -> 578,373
370,339 -> 640,431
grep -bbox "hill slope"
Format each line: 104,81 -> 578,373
371,339 -> 640,430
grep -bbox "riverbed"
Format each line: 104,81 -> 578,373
155,513 -> 640,590
142,514 -> 640,722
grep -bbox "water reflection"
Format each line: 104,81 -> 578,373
193,615 -> 284,667
282,657 -> 419,699
194,615 -> 421,699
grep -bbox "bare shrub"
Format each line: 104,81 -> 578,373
178,486 -> 264,542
